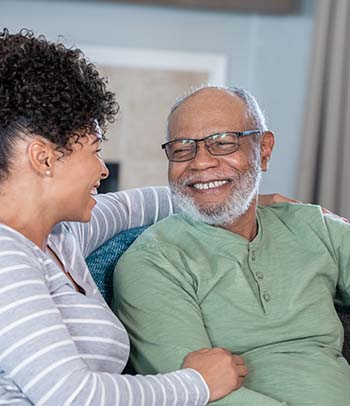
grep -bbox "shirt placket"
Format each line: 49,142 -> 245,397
248,243 -> 271,314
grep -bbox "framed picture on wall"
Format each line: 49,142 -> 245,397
105,0 -> 299,14
83,45 -> 227,190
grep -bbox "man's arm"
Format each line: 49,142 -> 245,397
324,214 -> 350,305
113,243 -> 287,405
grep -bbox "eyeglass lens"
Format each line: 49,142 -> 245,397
166,132 -> 239,162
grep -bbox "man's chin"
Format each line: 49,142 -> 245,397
196,203 -> 226,218
172,192 -> 240,226
172,185 -> 257,226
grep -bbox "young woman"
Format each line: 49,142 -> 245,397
0,29 -> 247,405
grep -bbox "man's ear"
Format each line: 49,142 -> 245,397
260,131 -> 274,172
27,138 -> 57,177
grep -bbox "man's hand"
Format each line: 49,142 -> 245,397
182,347 -> 248,402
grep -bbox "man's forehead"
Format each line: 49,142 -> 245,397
186,88 -> 242,107
169,89 -> 249,136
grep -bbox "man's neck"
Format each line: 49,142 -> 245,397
219,198 -> 258,241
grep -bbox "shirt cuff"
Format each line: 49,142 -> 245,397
183,368 -> 210,405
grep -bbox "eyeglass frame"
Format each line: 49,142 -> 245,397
161,129 -> 262,162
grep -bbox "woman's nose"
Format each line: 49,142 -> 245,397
101,160 -> 109,180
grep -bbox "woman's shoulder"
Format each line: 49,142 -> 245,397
0,223 -> 39,253
0,224 -> 49,277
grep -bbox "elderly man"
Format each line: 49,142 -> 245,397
113,86 -> 350,405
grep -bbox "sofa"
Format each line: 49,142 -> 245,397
86,226 -> 350,363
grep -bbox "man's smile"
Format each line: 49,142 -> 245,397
190,180 -> 229,190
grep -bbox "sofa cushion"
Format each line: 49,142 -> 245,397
86,226 -> 147,305
336,305 -> 350,361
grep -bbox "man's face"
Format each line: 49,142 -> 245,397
168,89 -> 267,225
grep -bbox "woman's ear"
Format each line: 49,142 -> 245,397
260,131 -> 275,172
27,138 -> 56,177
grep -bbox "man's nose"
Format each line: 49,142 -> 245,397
189,142 -> 219,170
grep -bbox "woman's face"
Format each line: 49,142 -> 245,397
53,131 -> 109,223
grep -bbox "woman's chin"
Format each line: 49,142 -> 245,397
79,197 -> 97,222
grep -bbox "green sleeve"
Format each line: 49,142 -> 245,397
324,214 -> 350,305
112,243 -> 286,406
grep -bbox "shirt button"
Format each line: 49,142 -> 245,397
256,271 -> 264,279
263,292 -> 271,302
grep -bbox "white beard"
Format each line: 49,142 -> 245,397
170,154 -> 261,226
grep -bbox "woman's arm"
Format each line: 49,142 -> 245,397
70,189 -> 348,258
66,186 -> 173,257
0,234 -> 211,406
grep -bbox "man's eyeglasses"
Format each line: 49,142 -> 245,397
162,130 -> 261,162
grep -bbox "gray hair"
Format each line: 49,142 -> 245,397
166,85 -> 268,141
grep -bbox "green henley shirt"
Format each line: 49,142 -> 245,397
113,203 -> 350,405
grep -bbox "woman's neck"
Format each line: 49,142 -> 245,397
0,188 -> 53,250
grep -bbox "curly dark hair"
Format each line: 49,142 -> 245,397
0,28 -> 119,181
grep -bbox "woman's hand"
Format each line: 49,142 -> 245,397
182,347 -> 248,402
258,193 -> 349,223
258,193 -> 301,206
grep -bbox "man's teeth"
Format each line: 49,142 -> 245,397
192,180 -> 228,190
90,188 -> 98,196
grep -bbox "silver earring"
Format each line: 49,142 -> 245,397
46,170 -> 51,176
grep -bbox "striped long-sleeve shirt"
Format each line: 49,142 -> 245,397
0,187 -> 210,406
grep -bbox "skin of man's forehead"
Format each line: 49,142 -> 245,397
168,89 -> 251,140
